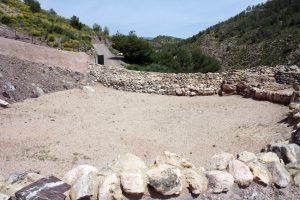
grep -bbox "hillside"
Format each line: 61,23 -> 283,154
184,0 -> 300,69
0,0 -> 104,52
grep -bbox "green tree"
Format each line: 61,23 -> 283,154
70,15 -> 82,30
24,0 -> 41,12
103,26 -> 109,36
93,23 -> 102,32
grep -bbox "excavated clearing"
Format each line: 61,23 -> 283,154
0,85 -> 291,177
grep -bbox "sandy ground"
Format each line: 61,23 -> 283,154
0,84 -> 292,177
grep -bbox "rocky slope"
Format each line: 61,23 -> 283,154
184,0 -> 300,69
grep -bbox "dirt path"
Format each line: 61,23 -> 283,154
0,84 -> 291,177
93,43 -> 123,67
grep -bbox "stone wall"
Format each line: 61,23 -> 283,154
275,65 -> 300,85
90,64 -> 223,96
1,131 -> 300,200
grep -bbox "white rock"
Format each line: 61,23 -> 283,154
70,171 -> 100,200
205,171 -> 234,194
0,193 -> 10,200
82,86 -> 95,94
268,162 -> 290,188
183,169 -> 208,195
120,169 -> 145,195
228,160 -> 253,187
63,165 -> 99,185
147,164 -> 182,196
210,152 -> 234,170
155,151 -> 195,168
0,99 -> 9,108
248,162 -> 272,186
112,153 -> 146,172
237,151 -> 257,164
258,152 -> 281,164
98,173 -> 123,200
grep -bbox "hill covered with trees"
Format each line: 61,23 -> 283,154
184,0 -> 300,69
0,0 -> 108,51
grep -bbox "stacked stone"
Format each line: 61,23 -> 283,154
2,147 -> 300,200
275,65 -> 300,85
90,64 -> 222,96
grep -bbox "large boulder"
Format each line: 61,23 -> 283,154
0,99 -> 9,108
281,144 -> 300,164
120,169 -> 145,196
112,153 -> 146,172
258,152 -> 281,164
205,171 -> 234,194
155,151 -> 195,168
210,152 -> 234,170
70,171 -> 100,200
183,169 -> 208,195
237,151 -> 257,164
248,162 -> 272,186
268,162 -> 290,188
228,160 -> 253,187
291,128 -> 300,145
63,165 -> 99,185
0,193 -> 10,200
98,173 -> 123,200
294,172 -> 300,187
146,164 -> 182,196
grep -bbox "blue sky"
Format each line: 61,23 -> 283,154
39,0 -> 267,38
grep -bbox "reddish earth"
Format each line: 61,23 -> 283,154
0,37 -> 91,74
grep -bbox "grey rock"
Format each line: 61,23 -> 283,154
98,173 -> 123,200
183,168 -> 208,195
0,193 -> 10,200
228,160 -> 253,187
146,164 -> 182,196
205,170 -> 234,194
248,162 -> 272,186
291,128 -> 300,146
286,162 -> 300,176
155,151 -> 195,169
70,171 -> 100,200
237,151 -> 257,164
63,165 -> 99,185
112,153 -> 146,172
0,99 -> 9,108
294,172 -> 300,187
258,152 -> 281,164
120,169 -> 145,195
281,144 -> 300,164
82,86 -> 95,94
268,162 -> 290,188
210,152 -> 234,170
34,87 -> 45,97
3,81 -> 15,92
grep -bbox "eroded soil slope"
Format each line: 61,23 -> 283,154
0,55 -> 92,103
